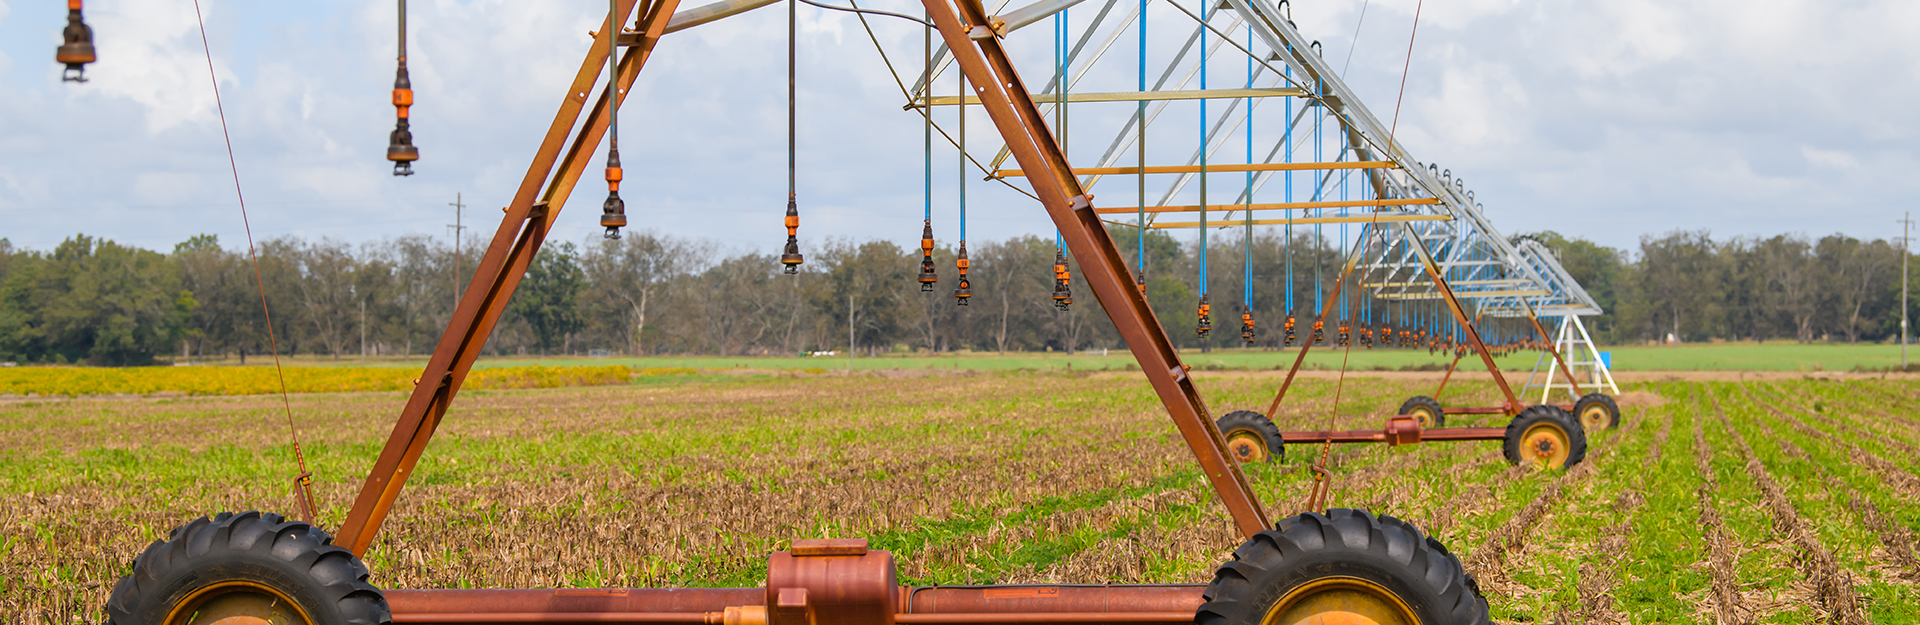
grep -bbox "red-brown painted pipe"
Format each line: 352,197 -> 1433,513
387,586 -> 1205,625
1279,426 -> 1507,444
1416,427 -> 1507,441
1278,430 -> 1390,443
902,585 -> 1203,614
896,613 -> 1194,623
387,588 -> 760,623
1440,406 -> 1508,415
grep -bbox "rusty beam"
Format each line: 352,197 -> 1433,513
1520,300 -> 1584,398
1393,220 -> 1523,414
923,0 -> 1269,537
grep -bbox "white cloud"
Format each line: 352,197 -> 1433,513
0,0 -> 1915,256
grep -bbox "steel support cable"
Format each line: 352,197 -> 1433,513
189,0 -> 318,524
795,0 -> 930,24
1308,0 -> 1425,512
845,0 -> 1041,202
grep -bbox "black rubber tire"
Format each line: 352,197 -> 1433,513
1572,392 -> 1621,431
1216,410 -> 1285,464
1197,508 -> 1490,624
1396,395 -> 1447,428
106,511 -> 391,625
1501,405 -> 1588,470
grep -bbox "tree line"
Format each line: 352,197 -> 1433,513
0,228 -> 1909,365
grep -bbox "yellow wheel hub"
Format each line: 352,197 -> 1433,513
165,580 -> 313,625
1410,409 -> 1436,429
1521,422 -> 1571,469
1579,405 -> 1609,431
1225,430 -> 1269,463
1261,576 -> 1417,625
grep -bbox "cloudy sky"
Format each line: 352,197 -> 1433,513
1,0 -> 1915,258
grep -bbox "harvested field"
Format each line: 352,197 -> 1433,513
2,372 -> 1918,623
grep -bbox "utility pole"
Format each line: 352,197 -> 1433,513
848,292 -> 855,371
1903,212 -> 1913,368
360,299 -> 368,364
447,193 -> 467,311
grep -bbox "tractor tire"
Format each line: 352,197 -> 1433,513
1217,410 -> 1285,464
1502,405 -> 1587,470
1572,392 -> 1621,431
1197,508 -> 1490,625
1397,396 -> 1447,429
106,511 -> 390,625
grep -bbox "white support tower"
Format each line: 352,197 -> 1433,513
1526,315 -> 1619,402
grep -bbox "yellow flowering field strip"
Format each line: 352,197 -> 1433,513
0,365 -> 684,397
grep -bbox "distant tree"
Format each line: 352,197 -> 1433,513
0,235 -> 194,365
510,242 -> 586,355
581,232 -> 698,355
1818,235 -> 1898,343
811,240 -> 913,355
1633,230 -> 1723,342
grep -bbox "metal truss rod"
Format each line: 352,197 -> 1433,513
1092,197 -> 1436,214
1001,160 -> 1392,178
914,86 -> 1303,107
334,0 -> 673,557
1144,213 -> 1448,229
925,0 -> 1271,539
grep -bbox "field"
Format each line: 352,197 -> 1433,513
2,370 -> 1918,623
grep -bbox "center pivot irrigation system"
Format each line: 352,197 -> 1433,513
59,0 -> 1624,622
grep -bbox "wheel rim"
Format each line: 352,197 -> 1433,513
1260,575 -> 1418,625
1225,430 -> 1269,463
1520,421 -> 1572,469
1410,408 -> 1436,429
164,580 -> 313,625
1580,405 -> 1609,430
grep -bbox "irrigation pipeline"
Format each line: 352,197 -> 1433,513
191,0 -> 319,524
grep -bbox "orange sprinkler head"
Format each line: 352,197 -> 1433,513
953,243 -> 971,305
600,152 -> 626,239
1195,295 -> 1212,337
387,62 -> 419,175
780,198 -> 803,274
56,1 -> 95,83
917,221 -> 938,292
